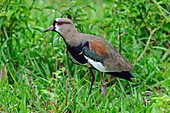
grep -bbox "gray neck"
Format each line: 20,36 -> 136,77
59,29 -> 81,47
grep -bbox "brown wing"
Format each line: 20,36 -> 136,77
82,40 -> 109,62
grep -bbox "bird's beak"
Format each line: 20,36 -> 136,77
44,25 -> 54,32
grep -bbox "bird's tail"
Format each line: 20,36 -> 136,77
106,71 -> 133,82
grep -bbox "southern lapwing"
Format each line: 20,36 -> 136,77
44,18 -> 134,98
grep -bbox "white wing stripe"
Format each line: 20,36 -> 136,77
84,55 -> 107,72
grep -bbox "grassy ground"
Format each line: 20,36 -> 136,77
0,0 -> 170,112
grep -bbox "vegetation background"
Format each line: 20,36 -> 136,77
0,0 -> 169,112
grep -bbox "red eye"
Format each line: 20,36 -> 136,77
57,21 -> 63,26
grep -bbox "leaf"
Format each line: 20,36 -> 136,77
151,107 -> 163,113
0,12 -> 6,17
89,18 -> 99,23
6,7 -> 18,20
44,6 -> 54,9
6,10 -> 14,20
74,1 -> 82,6
60,4 -> 67,8
53,70 -> 62,78
153,46 -> 170,52
162,79 -> 170,88
151,101 -> 163,107
62,10 -> 72,15
87,5 -> 96,11
162,52 -> 169,61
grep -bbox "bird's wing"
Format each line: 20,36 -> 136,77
82,40 -> 133,72
82,40 -> 109,62
81,40 -> 110,72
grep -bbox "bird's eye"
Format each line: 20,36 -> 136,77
57,21 -> 63,26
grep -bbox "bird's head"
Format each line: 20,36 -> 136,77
44,18 -> 74,34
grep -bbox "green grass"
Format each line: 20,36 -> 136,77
0,0 -> 170,112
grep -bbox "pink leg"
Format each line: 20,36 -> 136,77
88,67 -> 95,97
101,72 -> 106,99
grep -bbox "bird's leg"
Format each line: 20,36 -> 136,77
101,72 -> 106,99
88,67 -> 95,98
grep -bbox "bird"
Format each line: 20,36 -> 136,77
44,18 -> 134,98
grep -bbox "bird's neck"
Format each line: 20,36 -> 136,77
59,29 -> 81,47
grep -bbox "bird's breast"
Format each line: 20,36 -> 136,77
66,44 -> 91,67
